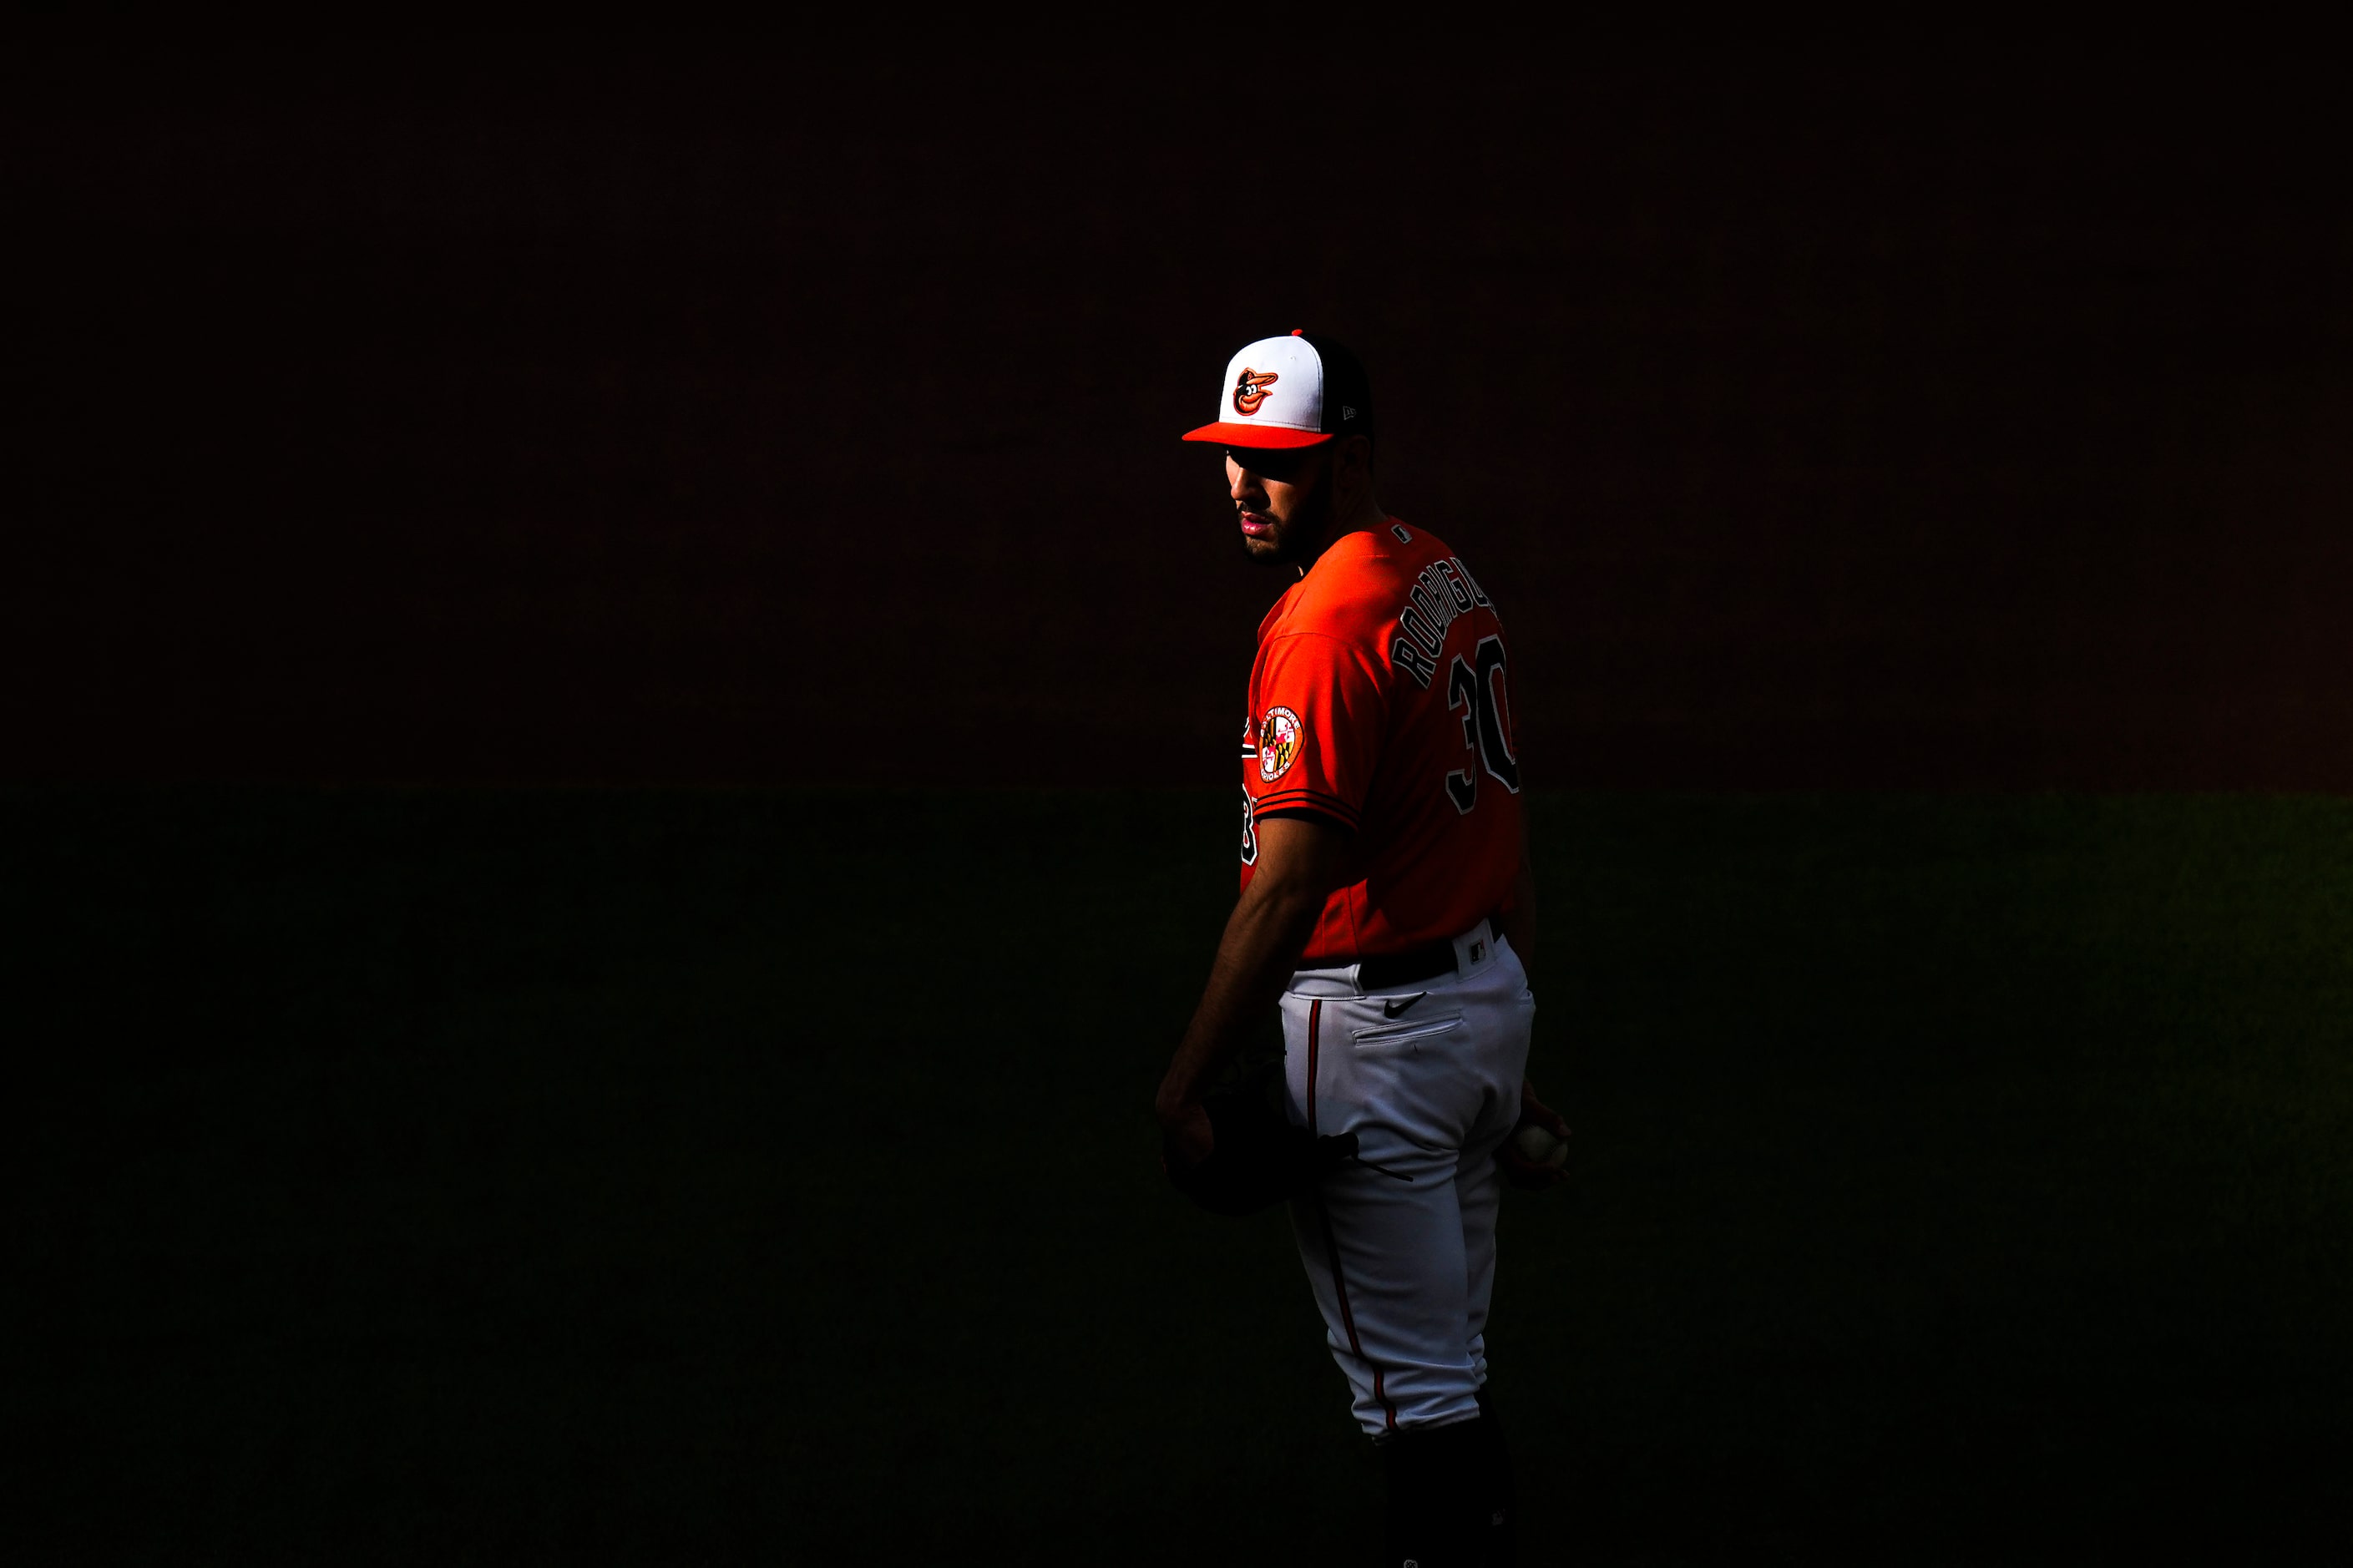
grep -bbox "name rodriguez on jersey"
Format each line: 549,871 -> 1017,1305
1243,535 -> 1498,788
1232,522 -> 1523,964
1384,546 -> 1494,691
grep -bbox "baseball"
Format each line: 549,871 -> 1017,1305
1512,1125 -> 1568,1170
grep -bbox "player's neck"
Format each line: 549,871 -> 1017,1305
1296,491 -> 1388,577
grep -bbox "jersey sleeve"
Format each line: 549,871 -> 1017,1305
1248,631 -> 1388,832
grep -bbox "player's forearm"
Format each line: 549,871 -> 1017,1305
1156,875 -> 1328,1115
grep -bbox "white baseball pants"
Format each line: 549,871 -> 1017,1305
1279,920 -> 1536,1438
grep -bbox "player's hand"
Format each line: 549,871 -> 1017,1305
1497,1077 -> 1570,1190
1157,1096 -> 1215,1170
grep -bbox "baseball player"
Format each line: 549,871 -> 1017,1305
1157,331 -> 1568,1566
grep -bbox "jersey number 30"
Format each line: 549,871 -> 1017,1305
1445,635 -> 1521,813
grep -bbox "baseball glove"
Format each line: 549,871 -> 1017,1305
1164,1054 -> 1360,1216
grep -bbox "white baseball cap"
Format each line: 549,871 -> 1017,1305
1181,329 -> 1376,450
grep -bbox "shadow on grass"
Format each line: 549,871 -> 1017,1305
8,788 -> 2349,1564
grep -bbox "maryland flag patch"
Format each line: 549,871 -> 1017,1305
1257,706 -> 1302,782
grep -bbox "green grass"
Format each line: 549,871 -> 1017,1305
8,789 -> 2350,1565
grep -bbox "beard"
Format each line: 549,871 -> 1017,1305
1241,463 -> 1336,568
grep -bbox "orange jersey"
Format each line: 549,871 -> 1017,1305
1240,518 -> 1525,964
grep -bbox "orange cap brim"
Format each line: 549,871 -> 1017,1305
1180,422 -> 1335,448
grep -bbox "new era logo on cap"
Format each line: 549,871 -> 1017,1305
1182,330 -> 1375,450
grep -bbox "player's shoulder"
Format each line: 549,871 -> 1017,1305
1277,520 -> 1455,638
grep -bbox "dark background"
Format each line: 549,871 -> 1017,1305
11,44 -> 2349,788
9,40 -> 2352,1568
15,787 -> 2352,1565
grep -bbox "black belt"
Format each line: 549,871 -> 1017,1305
1354,942 -> 1460,991
1341,913 -> 1504,991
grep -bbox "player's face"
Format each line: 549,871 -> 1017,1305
1226,444 -> 1336,567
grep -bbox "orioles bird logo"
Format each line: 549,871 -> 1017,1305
1232,367 -> 1279,416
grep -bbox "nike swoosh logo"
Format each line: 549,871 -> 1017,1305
1382,993 -> 1426,1019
